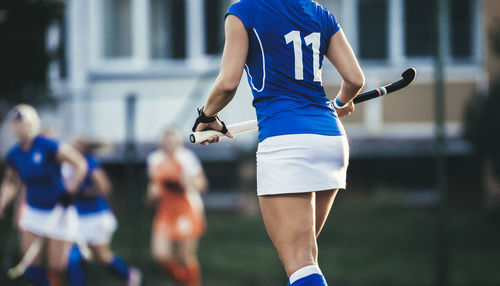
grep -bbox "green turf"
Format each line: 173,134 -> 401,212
1,189 -> 499,286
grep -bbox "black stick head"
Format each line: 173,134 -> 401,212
402,68 -> 417,84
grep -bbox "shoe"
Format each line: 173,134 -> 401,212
127,267 -> 142,286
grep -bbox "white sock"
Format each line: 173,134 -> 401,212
289,264 -> 322,284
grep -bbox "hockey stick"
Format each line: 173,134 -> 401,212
7,205 -> 64,279
7,205 -> 92,279
353,67 -> 416,103
1,190 -> 23,272
190,68 -> 416,144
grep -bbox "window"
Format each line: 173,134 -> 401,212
150,0 -> 186,59
102,0 -> 132,58
404,0 -> 473,59
404,0 -> 436,57
204,0 -> 229,55
358,0 -> 388,60
450,0 -> 473,59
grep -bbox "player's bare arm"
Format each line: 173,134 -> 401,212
194,15 -> 249,144
325,29 -> 365,118
83,168 -> 112,197
146,181 -> 161,203
57,144 -> 88,194
0,167 -> 21,218
187,171 -> 209,194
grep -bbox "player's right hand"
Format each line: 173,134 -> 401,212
194,121 -> 234,145
58,192 -> 74,207
192,107 -> 234,145
335,101 -> 355,117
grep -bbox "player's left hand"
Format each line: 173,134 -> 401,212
335,101 -> 355,117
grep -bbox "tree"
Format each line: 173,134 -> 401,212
0,0 -> 65,118
464,22 -> 500,209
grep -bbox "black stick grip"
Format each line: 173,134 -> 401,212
353,68 -> 416,104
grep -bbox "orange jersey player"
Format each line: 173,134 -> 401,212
147,128 -> 207,286
151,153 -> 205,240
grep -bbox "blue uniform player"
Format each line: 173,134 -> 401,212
62,138 -> 141,286
192,0 -> 365,285
0,104 -> 88,286
230,0 -> 344,142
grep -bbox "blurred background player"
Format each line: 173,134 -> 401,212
192,0 -> 364,285
0,104 -> 88,286
62,137 -> 142,286
147,128 -> 208,286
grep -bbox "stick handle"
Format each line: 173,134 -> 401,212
190,120 -> 258,144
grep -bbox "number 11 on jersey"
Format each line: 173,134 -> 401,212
284,31 -> 322,82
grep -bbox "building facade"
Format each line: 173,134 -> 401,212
3,0 -> 498,158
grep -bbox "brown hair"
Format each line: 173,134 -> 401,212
70,136 -> 111,154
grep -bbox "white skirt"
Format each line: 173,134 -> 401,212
256,134 -> 349,196
78,211 -> 118,245
19,204 -> 80,241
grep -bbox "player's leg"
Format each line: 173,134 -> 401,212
46,238 -> 72,286
259,193 -> 327,285
152,228 -> 186,283
152,228 -> 174,263
67,244 -> 86,286
178,238 -> 201,286
20,231 -> 50,286
86,210 -> 141,286
90,243 -> 133,281
314,189 -> 339,238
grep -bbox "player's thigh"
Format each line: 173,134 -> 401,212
151,231 -> 173,261
46,238 -> 72,272
258,193 -> 317,275
315,189 -> 339,237
20,231 -> 44,265
89,243 -> 114,264
178,238 -> 199,264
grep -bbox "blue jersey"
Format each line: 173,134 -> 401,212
226,0 -> 344,141
73,155 -> 111,215
6,136 -> 66,210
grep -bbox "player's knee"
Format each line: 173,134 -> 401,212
152,250 -> 172,263
47,253 -> 67,272
47,261 -> 67,273
177,252 -> 196,265
282,233 -> 317,264
290,228 -> 316,248
93,248 -> 113,264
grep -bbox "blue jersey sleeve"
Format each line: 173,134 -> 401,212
321,7 -> 341,48
85,155 -> 100,172
226,0 -> 255,32
318,5 -> 340,53
39,136 -> 60,160
326,11 -> 341,37
5,148 -> 17,170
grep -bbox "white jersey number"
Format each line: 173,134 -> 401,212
284,31 -> 322,82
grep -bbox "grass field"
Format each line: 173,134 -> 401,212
1,188 -> 499,286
